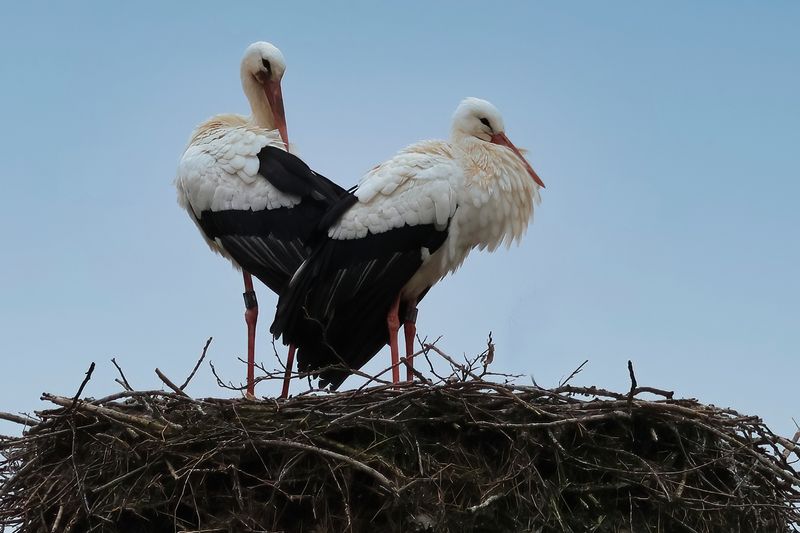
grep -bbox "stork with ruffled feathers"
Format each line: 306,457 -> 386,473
271,97 -> 545,390
175,42 -> 347,397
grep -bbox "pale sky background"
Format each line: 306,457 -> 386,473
1,3 -> 798,438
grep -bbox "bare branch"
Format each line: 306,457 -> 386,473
180,337 -> 212,391
69,362 -> 95,410
155,368 -> 190,398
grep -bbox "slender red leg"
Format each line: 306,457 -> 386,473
242,272 -> 258,397
403,304 -> 418,382
280,344 -> 296,399
387,296 -> 401,384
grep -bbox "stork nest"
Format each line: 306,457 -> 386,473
1,348 -> 799,532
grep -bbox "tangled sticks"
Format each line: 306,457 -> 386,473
1,349 -> 799,532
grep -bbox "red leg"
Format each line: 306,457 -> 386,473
403,304 -> 418,382
243,272 -> 258,397
280,344 -> 296,399
387,296 -> 401,384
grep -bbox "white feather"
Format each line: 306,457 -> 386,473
329,141 -> 461,240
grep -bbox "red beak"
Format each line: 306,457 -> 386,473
490,132 -> 545,188
264,81 -> 289,150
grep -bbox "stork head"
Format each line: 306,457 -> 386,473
240,42 -> 289,149
452,97 -> 544,188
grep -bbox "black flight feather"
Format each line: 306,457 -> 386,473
271,218 -> 451,389
198,145 -> 351,293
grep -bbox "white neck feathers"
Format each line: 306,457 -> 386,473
240,72 -> 275,129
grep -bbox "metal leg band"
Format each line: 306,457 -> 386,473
243,290 -> 258,310
403,306 -> 418,324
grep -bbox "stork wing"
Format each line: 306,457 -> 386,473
176,123 -> 348,292
272,141 -> 462,388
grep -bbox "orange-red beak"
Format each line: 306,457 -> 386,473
264,81 -> 289,150
490,132 -> 545,188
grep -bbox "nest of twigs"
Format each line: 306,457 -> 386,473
1,341 -> 799,532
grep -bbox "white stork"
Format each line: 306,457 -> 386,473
175,42 -> 348,397
271,97 -> 545,389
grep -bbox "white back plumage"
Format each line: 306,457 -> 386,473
327,97 -> 542,299
330,142 -> 460,240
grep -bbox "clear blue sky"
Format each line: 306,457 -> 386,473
1,2 -> 798,437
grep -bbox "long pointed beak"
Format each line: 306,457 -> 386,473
264,81 -> 289,150
490,132 -> 545,188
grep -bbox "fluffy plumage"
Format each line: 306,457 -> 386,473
175,43 -> 349,293
272,97 -> 543,388
177,126 -> 346,291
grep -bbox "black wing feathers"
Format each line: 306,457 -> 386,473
257,146 -> 345,201
199,145 -> 350,292
271,221 -> 450,389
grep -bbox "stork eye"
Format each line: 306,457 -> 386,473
261,58 -> 271,72
479,117 -> 491,128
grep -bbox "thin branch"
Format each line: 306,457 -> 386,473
400,356 -> 433,385
111,358 -> 133,391
626,360 -> 637,407
782,428 -> 800,460
69,362 -> 95,410
559,359 -> 589,387
180,337 -> 212,391
0,412 -> 38,426
423,343 -> 481,381
42,394 -> 180,433
255,439 -> 397,495
155,368 -> 190,398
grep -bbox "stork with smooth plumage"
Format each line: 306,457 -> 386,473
175,42 -> 348,397
271,97 -> 545,390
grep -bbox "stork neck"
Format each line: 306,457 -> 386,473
450,128 -> 471,146
450,128 -> 495,154
241,75 -> 275,129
